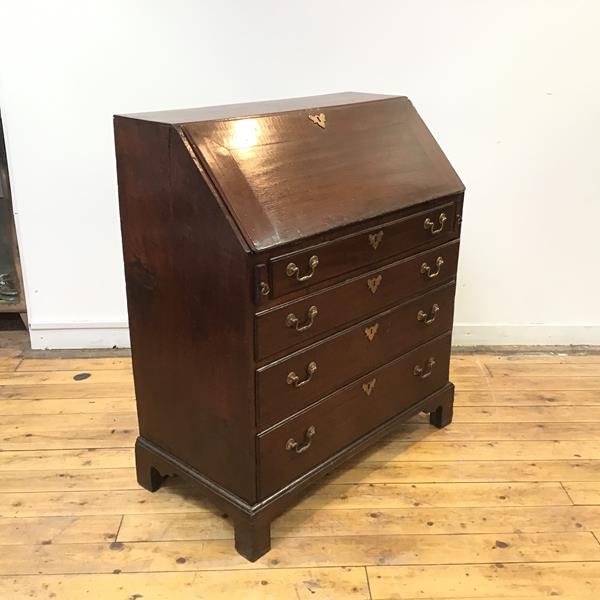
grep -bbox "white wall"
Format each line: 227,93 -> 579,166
0,0 -> 599,348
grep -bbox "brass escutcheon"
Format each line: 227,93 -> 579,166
368,230 -> 384,250
362,378 -> 376,396
308,113 -> 326,128
364,323 -> 379,342
367,274 -> 382,294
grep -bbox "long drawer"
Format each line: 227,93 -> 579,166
256,239 -> 459,359
257,333 -> 452,498
257,282 -> 455,429
269,200 -> 459,298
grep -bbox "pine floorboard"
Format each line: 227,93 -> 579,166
0,344 -> 599,598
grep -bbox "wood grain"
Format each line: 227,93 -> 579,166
1,345 -> 600,597
0,369 -> 133,386
118,504 -> 600,541
0,382 -> 134,400
16,357 -> 132,372
391,422 -> 600,441
368,562 -> 600,599
455,390 -> 600,406
0,515 -> 121,545
0,412 -> 137,449
1,532 -> 597,575
292,481 -> 570,510
0,568 -> 369,600
0,448 -> 134,471
0,397 -> 135,415
367,439 -> 600,461
562,482 -> 600,505
327,459 -> 600,483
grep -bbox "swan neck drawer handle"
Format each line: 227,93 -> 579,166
414,357 -> 436,379
417,304 -> 440,325
286,425 -> 316,454
287,361 -> 318,387
286,255 -> 319,281
286,306 -> 318,332
420,256 -> 444,279
424,213 -> 447,234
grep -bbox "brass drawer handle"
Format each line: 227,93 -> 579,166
417,304 -> 440,325
414,357 -> 436,379
286,425 -> 316,454
287,361 -> 318,387
286,255 -> 319,282
286,305 -> 318,332
420,256 -> 444,279
424,213 -> 447,234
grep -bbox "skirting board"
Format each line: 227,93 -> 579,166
29,322 -> 600,350
29,322 -> 131,350
453,324 -> 600,346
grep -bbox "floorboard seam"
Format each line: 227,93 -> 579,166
559,482 -> 577,505
364,565 -> 373,599
3,558 -> 600,578
114,514 -> 124,542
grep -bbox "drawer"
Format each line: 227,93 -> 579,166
258,333 -> 452,498
256,239 -> 459,359
257,282 -> 455,430
269,200 -> 458,298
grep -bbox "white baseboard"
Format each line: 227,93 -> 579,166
28,321 -> 600,350
452,324 -> 600,346
29,322 -> 130,350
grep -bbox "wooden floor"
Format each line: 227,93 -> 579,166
1,335 -> 600,599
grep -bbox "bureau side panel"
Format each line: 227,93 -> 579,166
114,118 -> 256,502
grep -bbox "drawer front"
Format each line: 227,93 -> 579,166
258,333 -> 452,498
269,201 -> 458,298
257,282 -> 455,430
256,239 -> 459,360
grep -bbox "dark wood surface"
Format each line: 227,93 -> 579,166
255,240 -> 460,360
134,382 -> 454,563
258,333 -> 452,498
257,282 -> 456,429
254,193 -> 462,310
269,200 -> 459,298
115,118 -> 257,503
114,92 -> 463,562
181,96 -> 464,251
121,91 -> 396,124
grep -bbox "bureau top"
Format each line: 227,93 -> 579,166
117,92 -> 464,252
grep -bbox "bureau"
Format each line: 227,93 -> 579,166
114,92 -> 465,561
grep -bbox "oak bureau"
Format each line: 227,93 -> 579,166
114,92 -> 465,561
